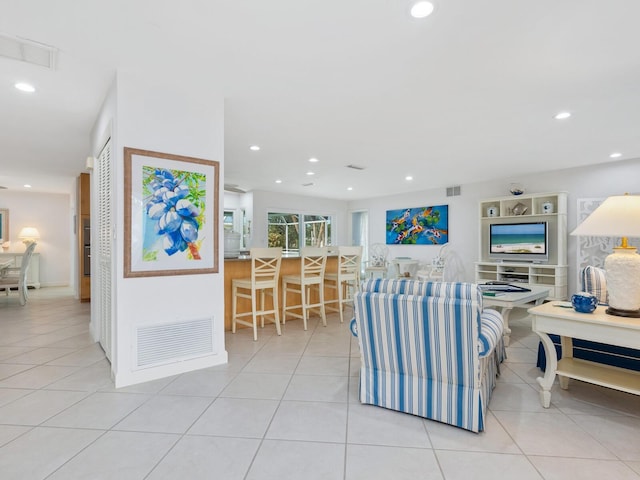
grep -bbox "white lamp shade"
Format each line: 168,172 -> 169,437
18,227 -> 40,241
571,195 -> 640,238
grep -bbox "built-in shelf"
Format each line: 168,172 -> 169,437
476,192 -> 568,300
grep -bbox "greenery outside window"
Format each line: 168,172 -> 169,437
268,212 -> 333,253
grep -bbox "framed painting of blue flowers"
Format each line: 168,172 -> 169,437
124,148 -> 219,277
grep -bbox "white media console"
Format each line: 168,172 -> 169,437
475,192 -> 568,301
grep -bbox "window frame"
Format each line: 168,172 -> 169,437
267,211 -> 333,254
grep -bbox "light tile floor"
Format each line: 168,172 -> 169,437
0,288 -> 639,479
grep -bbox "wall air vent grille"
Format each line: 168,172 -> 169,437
446,185 -> 461,197
0,34 -> 57,70
346,164 -> 366,170
135,317 -> 214,369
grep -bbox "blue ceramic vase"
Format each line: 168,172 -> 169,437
571,292 -> 598,313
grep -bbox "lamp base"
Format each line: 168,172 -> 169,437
605,306 -> 640,318
605,246 -> 640,313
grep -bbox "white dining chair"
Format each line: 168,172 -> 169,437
0,242 -> 37,306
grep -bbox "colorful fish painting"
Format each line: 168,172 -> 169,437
385,205 -> 449,245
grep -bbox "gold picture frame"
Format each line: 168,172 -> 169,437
124,147 -> 219,278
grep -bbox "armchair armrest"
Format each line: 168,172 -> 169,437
349,318 -> 358,337
479,308 -> 503,358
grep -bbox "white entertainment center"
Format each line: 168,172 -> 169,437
475,192 -> 568,300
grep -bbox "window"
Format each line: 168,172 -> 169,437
268,212 -> 333,253
223,210 -> 235,232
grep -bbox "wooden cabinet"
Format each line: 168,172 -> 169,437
77,173 -> 91,302
0,252 -> 40,288
476,192 -> 568,300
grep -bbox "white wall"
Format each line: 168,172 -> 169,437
0,189 -> 73,287
91,69 -> 226,387
348,157 -> 640,294
250,190 -> 349,248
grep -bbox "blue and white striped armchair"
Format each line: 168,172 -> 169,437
352,279 -> 505,433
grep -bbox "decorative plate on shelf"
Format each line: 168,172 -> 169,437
512,202 -> 528,215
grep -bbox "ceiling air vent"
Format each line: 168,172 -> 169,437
346,164 -> 366,170
302,182 -> 314,187
0,33 -> 57,70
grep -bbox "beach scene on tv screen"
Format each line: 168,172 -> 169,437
490,223 -> 546,254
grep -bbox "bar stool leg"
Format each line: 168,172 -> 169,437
232,284 -> 238,334
318,282 -> 327,327
251,288 -> 258,341
301,282 -> 308,330
273,285 -> 282,336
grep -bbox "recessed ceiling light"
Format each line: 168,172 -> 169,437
306,171 -> 315,176
23,184 -> 32,188
347,187 -> 353,191
405,175 -> 413,181
15,82 -> 35,93
308,157 -> 319,163
249,145 -> 260,151
275,179 -> 282,184
554,111 -> 571,120
410,1 -> 435,18
609,152 -> 622,158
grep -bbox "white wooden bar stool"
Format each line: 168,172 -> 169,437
281,247 -> 328,330
231,247 -> 282,341
324,245 -> 362,323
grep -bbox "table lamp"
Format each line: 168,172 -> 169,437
18,227 -> 40,247
570,194 -> 640,317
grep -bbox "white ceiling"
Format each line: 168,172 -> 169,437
1,0 -> 639,199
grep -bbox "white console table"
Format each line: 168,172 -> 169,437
0,252 -> 40,288
529,302 -> 640,408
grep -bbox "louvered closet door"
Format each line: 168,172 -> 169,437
97,139 -> 114,361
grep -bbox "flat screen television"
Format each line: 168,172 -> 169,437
489,221 -> 548,263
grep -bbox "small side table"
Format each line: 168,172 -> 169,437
529,302 -> 640,408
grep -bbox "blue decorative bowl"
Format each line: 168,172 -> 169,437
510,183 -> 525,195
571,292 -> 598,313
